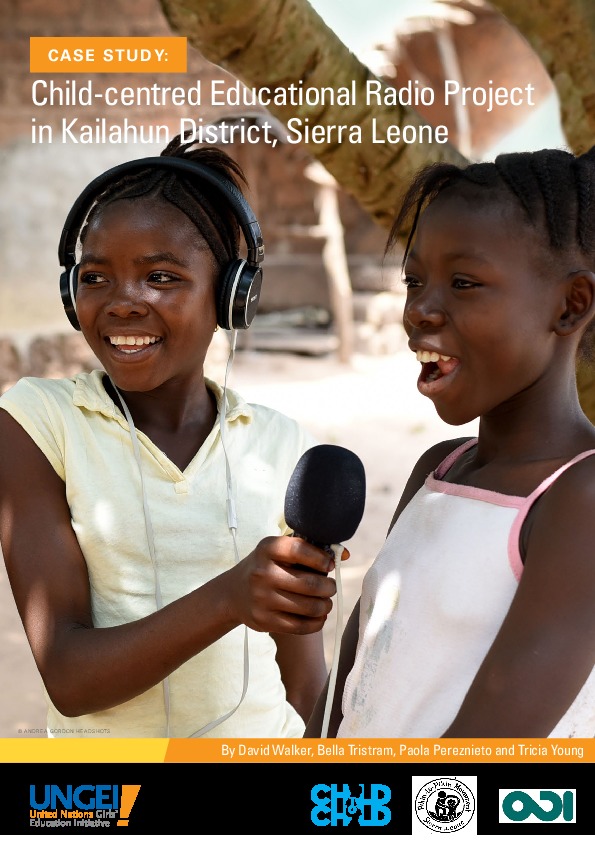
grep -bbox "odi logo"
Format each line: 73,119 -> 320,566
499,789 -> 575,823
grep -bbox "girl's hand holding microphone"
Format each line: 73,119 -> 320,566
224,535 -> 340,635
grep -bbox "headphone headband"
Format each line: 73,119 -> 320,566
58,156 -> 265,270
58,156 -> 265,331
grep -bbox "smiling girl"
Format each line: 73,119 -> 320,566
0,136 -> 337,738
307,145 -> 595,738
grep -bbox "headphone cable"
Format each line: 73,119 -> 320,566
111,330 -> 250,738
188,329 -> 250,737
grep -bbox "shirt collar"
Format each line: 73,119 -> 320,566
72,369 -> 253,423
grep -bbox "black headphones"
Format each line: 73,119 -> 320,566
58,156 -> 265,331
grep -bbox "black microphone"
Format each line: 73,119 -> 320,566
284,444 -> 366,565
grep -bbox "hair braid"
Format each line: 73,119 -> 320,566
574,150 -> 595,256
493,152 -> 538,221
387,145 -> 595,268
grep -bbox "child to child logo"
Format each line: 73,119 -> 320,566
311,783 -> 392,827
414,776 -> 476,833
28,784 -> 141,829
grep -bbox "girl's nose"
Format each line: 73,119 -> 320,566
403,288 -> 447,331
106,281 -> 150,319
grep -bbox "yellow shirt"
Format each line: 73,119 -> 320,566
0,370 -> 317,737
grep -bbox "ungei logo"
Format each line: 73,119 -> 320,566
311,783 -> 391,827
29,784 -> 141,828
499,789 -> 576,823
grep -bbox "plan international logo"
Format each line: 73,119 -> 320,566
29,784 -> 141,829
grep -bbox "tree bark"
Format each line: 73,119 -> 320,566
159,0 -> 467,229
488,0 -> 595,154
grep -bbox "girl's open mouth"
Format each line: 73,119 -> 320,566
416,350 -> 459,394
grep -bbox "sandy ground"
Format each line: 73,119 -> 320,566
0,340 -> 478,738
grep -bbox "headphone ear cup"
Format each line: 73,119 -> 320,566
217,259 -> 263,330
59,265 -> 81,331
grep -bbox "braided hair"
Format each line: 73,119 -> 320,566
386,146 -> 595,268
79,133 -> 248,274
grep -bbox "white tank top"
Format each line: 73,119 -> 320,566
337,439 -> 595,738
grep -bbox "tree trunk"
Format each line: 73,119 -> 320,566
159,0 -> 467,229
489,0 -> 595,153
159,0 -> 595,218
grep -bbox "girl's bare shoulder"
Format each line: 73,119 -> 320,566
387,436 -> 474,533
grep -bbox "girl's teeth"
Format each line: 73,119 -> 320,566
110,336 -> 158,346
416,350 -> 452,363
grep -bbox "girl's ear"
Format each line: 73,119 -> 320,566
555,270 -> 595,336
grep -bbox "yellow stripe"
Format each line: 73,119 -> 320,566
1,738 -> 169,763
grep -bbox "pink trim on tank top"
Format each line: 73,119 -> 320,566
426,439 -> 595,583
428,438 -> 526,508
507,448 -> 595,579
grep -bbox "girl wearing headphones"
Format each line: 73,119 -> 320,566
0,135 -> 336,738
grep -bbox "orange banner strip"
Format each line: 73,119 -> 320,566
164,738 -> 593,763
30,37 -> 187,73
165,738 -> 592,763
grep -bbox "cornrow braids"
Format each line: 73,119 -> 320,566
79,132 -> 249,272
386,145 -> 595,270
574,147 -> 595,256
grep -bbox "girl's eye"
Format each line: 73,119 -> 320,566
453,277 -> 479,290
79,272 -> 104,285
402,275 -> 422,289
148,272 -> 177,284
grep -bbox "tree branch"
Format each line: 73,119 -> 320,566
159,0 -> 467,229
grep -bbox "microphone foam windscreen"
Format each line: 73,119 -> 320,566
284,444 -> 366,546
